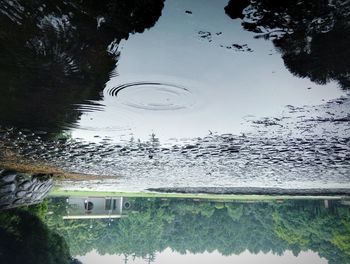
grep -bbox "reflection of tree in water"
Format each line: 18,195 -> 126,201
0,0 -> 164,133
225,0 -> 350,90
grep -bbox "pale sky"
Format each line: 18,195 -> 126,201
77,248 -> 327,264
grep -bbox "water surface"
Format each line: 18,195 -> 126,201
0,0 -> 350,190
69,0 -> 347,142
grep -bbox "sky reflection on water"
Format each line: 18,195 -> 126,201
69,0 -> 345,143
0,0 -> 350,190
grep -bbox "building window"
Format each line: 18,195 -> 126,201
105,199 -> 112,210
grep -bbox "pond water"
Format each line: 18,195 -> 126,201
70,0 -> 344,142
1,2 -> 350,263
1,197 -> 350,264
0,0 -> 350,191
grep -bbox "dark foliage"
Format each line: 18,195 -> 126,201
0,205 -> 73,264
0,0 -> 164,133
225,0 -> 350,90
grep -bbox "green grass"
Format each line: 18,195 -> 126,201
49,187 -> 344,201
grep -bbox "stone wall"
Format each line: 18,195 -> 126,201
0,169 -> 53,209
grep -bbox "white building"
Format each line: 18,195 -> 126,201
63,196 -> 132,220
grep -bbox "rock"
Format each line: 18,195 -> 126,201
0,168 -> 53,210
0,170 -> 17,183
18,180 -> 32,191
0,194 -> 14,204
13,198 -> 23,205
0,183 -> 16,193
16,191 -> 27,198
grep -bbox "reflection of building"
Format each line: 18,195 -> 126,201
63,197 -> 132,220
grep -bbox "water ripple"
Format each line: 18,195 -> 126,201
105,82 -> 195,111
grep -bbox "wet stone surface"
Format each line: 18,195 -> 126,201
0,97 -> 349,192
0,169 -> 53,209
247,96 -> 350,138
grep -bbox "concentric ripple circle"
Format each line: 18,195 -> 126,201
106,82 -> 195,111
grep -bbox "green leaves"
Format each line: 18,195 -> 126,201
43,198 -> 350,263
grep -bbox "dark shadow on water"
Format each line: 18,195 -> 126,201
225,0 -> 350,90
0,0 -> 164,134
1,197 -> 349,263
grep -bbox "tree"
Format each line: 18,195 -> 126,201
45,197 -> 350,263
